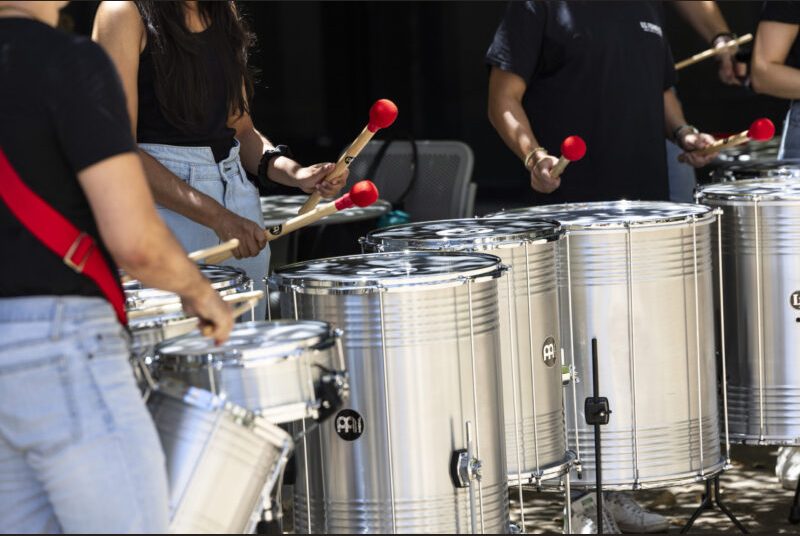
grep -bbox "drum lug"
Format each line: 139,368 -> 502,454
449,448 -> 482,488
314,372 -> 349,423
508,522 -> 522,534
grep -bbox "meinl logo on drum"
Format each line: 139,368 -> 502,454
791,291 -> 800,310
335,409 -> 365,441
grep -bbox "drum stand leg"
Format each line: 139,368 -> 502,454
679,476 -> 747,533
584,338 -> 611,535
788,475 -> 800,524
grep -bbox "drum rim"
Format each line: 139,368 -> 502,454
154,320 -> 338,364
269,251 -> 507,295
696,177 -> 800,201
125,264 -> 250,309
487,201 -> 716,229
362,217 -> 563,251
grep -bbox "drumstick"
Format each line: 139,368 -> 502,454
681,118 -> 775,160
675,33 -> 752,70
127,289 -> 264,320
121,239 -> 241,284
549,135 -> 587,180
187,239 -> 239,264
297,99 -> 397,215
266,181 -> 379,242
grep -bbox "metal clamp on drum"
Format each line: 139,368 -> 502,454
450,449 -> 483,488
584,396 -> 611,426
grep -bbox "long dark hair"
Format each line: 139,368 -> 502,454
135,1 -> 255,132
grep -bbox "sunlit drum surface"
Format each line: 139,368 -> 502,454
491,201 -> 724,489
270,252 -> 509,533
363,218 -> 572,486
147,379 -> 292,534
697,179 -> 800,445
154,320 -> 342,424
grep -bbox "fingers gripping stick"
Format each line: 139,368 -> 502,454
549,135 -> 587,180
690,118 -> 775,157
267,181 -> 379,241
298,99 -> 397,215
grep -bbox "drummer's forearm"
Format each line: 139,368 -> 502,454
751,21 -> 800,99
664,89 -> 690,138
139,150 -> 227,229
236,124 -> 305,187
488,67 -> 542,161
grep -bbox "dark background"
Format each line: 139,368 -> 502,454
62,1 -> 788,206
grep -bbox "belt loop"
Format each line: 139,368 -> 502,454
51,299 -> 64,341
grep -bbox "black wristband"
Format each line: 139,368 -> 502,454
257,144 -> 293,183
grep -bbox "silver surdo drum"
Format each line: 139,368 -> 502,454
270,252 -> 509,533
709,157 -> 800,183
147,378 -> 293,534
361,218 -> 572,487
154,321 -> 345,424
697,179 -> 800,445
491,201 -> 725,489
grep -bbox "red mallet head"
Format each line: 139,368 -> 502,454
561,135 -> 587,161
747,118 -> 775,141
334,180 -> 379,211
367,99 -> 398,133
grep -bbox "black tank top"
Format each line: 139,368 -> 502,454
137,28 -> 235,162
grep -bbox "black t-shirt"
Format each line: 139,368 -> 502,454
486,1 -> 676,204
761,1 -> 800,69
137,29 -> 236,162
0,18 -> 135,299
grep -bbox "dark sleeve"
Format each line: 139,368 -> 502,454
46,39 -> 135,174
485,1 -> 546,83
663,39 -> 676,90
761,1 -> 800,24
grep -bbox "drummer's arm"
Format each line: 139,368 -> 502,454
663,89 -> 717,168
230,110 -> 346,197
751,21 -> 800,99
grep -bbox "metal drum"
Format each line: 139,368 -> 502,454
708,157 -> 800,183
148,378 -> 293,534
361,218 -> 573,488
697,179 -> 800,445
492,201 -> 725,489
270,252 -> 509,533
154,320 -> 346,424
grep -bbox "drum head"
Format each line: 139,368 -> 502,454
697,177 -> 800,202
709,157 -> 800,182
363,217 -> 561,252
489,201 -> 714,230
270,251 -> 505,294
125,264 -> 249,310
155,320 -> 336,364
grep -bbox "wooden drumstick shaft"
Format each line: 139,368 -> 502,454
675,33 -> 752,70
549,156 -> 571,180
692,131 -> 749,156
128,289 -> 264,320
265,201 -> 339,242
187,239 -> 239,264
298,126 -> 375,215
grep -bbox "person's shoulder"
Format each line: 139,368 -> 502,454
94,1 -> 145,34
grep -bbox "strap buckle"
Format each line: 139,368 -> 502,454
63,232 -> 94,273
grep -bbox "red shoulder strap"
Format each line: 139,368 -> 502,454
0,148 -> 127,324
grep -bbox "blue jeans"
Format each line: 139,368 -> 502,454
779,100 -> 800,160
140,142 -> 269,320
0,297 -> 169,534
666,139 -> 696,203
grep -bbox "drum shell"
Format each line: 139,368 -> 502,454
148,386 -> 291,534
156,339 -> 339,424
363,236 -> 566,482
698,196 -> 800,444
560,219 -> 722,488
279,275 -> 509,532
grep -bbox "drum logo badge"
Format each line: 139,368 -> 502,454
335,409 -> 365,441
791,290 -> 800,310
542,336 -> 557,367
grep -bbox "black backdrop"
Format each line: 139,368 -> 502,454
62,1 -> 788,206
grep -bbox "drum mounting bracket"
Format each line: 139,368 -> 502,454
450,449 -> 482,488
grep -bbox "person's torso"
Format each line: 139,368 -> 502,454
0,19 -> 120,300
523,1 -> 671,204
136,27 -> 236,162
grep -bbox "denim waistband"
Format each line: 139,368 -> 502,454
138,140 -> 241,167
0,296 -> 117,324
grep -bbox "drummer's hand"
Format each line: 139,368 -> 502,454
678,132 -> 718,168
182,285 -> 233,344
211,210 -> 267,259
530,155 -> 561,194
294,163 -> 348,197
